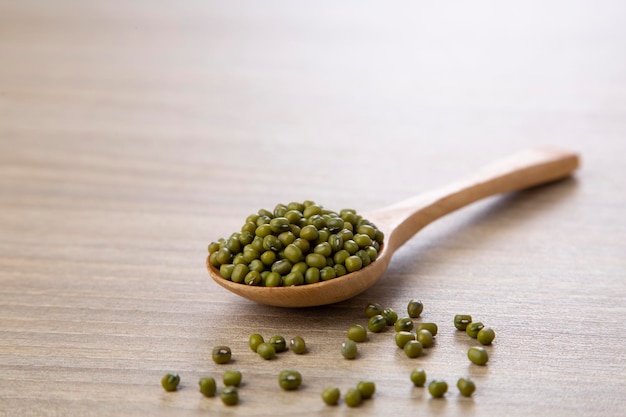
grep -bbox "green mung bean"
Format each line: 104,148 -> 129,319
257,342 -> 276,360
269,335 -> 287,353
198,377 -> 216,397
321,386 -> 340,405
368,314 -> 387,333
220,386 -> 239,405
454,314 -> 472,331
290,336 -> 306,354
161,373 -> 180,392
341,340 -> 358,359
410,369 -> 426,387
356,381 -> 376,399
466,322 -> 484,338
212,346 -> 231,364
417,329 -> 434,348
477,327 -> 496,345
468,346 -> 489,365
382,308 -> 398,325
223,370 -> 242,387
278,370 -> 302,390
395,317 -> 414,332
395,331 -> 415,348
249,333 -> 264,352
428,380 -> 448,398
416,322 -> 438,336
403,340 -> 423,358
407,299 -> 424,318
457,378 -> 476,397
344,388 -> 362,407
347,325 -> 367,342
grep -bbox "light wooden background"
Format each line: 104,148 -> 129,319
1,1 -> 625,416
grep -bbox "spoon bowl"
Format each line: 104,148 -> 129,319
207,146 -> 579,307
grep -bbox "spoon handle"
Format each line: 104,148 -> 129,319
368,146 -> 580,254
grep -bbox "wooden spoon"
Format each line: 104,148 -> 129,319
207,146 -> 579,307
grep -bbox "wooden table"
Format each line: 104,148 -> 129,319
1,1 -> 624,416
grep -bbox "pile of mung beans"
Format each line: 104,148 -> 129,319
161,299 -> 497,406
454,314 -> 496,365
207,201 -> 384,286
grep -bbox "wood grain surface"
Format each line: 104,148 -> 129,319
1,1 -> 625,416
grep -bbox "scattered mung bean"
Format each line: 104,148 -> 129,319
404,340 -> 423,358
341,340 -> 358,359
256,342 -> 276,360
223,370 -> 242,387
454,315 -> 472,331
382,308 -> 398,325
457,377 -> 476,397
416,322 -> 438,336
417,329 -> 434,348
395,317 -> 414,332
212,346 -> 231,364
278,370 -> 302,390
198,377 -> 216,397
249,334 -> 264,352
395,331 -> 415,348
410,369 -> 427,387
407,299 -> 424,318
365,302 -> 384,318
477,327 -> 496,345
344,388 -> 362,407
220,386 -> 239,405
466,322 -> 484,339
269,335 -> 288,352
357,381 -> 376,399
347,325 -> 368,342
368,314 -> 387,333
322,386 -> 341,405
290,336 -> 307,354
161,373 -> 180,392
468,346 -> 489,365
428,380 -> 448,398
